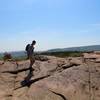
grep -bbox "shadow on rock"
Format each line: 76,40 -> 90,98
21,68 -> 33,87
14,74 -> 50,90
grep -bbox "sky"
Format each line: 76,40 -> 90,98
0,0 -> 100,52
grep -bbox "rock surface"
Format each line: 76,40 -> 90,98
0,56 -> 100,100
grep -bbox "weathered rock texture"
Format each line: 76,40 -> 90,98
0,55 -> 100,100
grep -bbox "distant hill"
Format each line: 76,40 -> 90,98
47,45 -> 100,52
0,51 -> 26,58
0,45 -> 100,58
10,51 -> 26,57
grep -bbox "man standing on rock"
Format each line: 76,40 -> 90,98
25,40 -> 36,76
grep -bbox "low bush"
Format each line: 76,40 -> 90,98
40,51 -> 83,57
3,53 -> 12,61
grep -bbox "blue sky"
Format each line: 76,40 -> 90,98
0,0 -> 100,52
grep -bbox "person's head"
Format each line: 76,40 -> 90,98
31,40 -> 36,45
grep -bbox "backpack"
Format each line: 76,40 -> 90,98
25,44 -> 30,51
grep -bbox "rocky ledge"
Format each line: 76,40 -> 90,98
0,55 -> 100,100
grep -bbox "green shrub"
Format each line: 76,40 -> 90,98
40,51 -> 83,57
3,53 -> 12,61
12,56 -> 27,61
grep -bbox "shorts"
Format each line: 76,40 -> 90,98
29,54 -> 35,63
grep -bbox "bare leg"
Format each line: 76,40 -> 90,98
29,57 -> 35,75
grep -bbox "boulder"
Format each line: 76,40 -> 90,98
83,53 -> 100,59
0,56 -> 100,100
35,55 -> 49,61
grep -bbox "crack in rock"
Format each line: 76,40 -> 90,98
62,63 -> 80,69
14,75 -> 50,90
49,89 -> 67,100
2,67 -> 34,74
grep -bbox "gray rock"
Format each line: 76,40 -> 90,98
0,56 -> 100,100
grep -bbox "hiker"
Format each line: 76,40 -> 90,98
25,40 -> 36,75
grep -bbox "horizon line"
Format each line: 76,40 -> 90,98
0,44 -> 100,53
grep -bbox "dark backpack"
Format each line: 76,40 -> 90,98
25,44 -> 30,51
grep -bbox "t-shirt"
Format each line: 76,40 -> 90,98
28,45 -> 34,56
